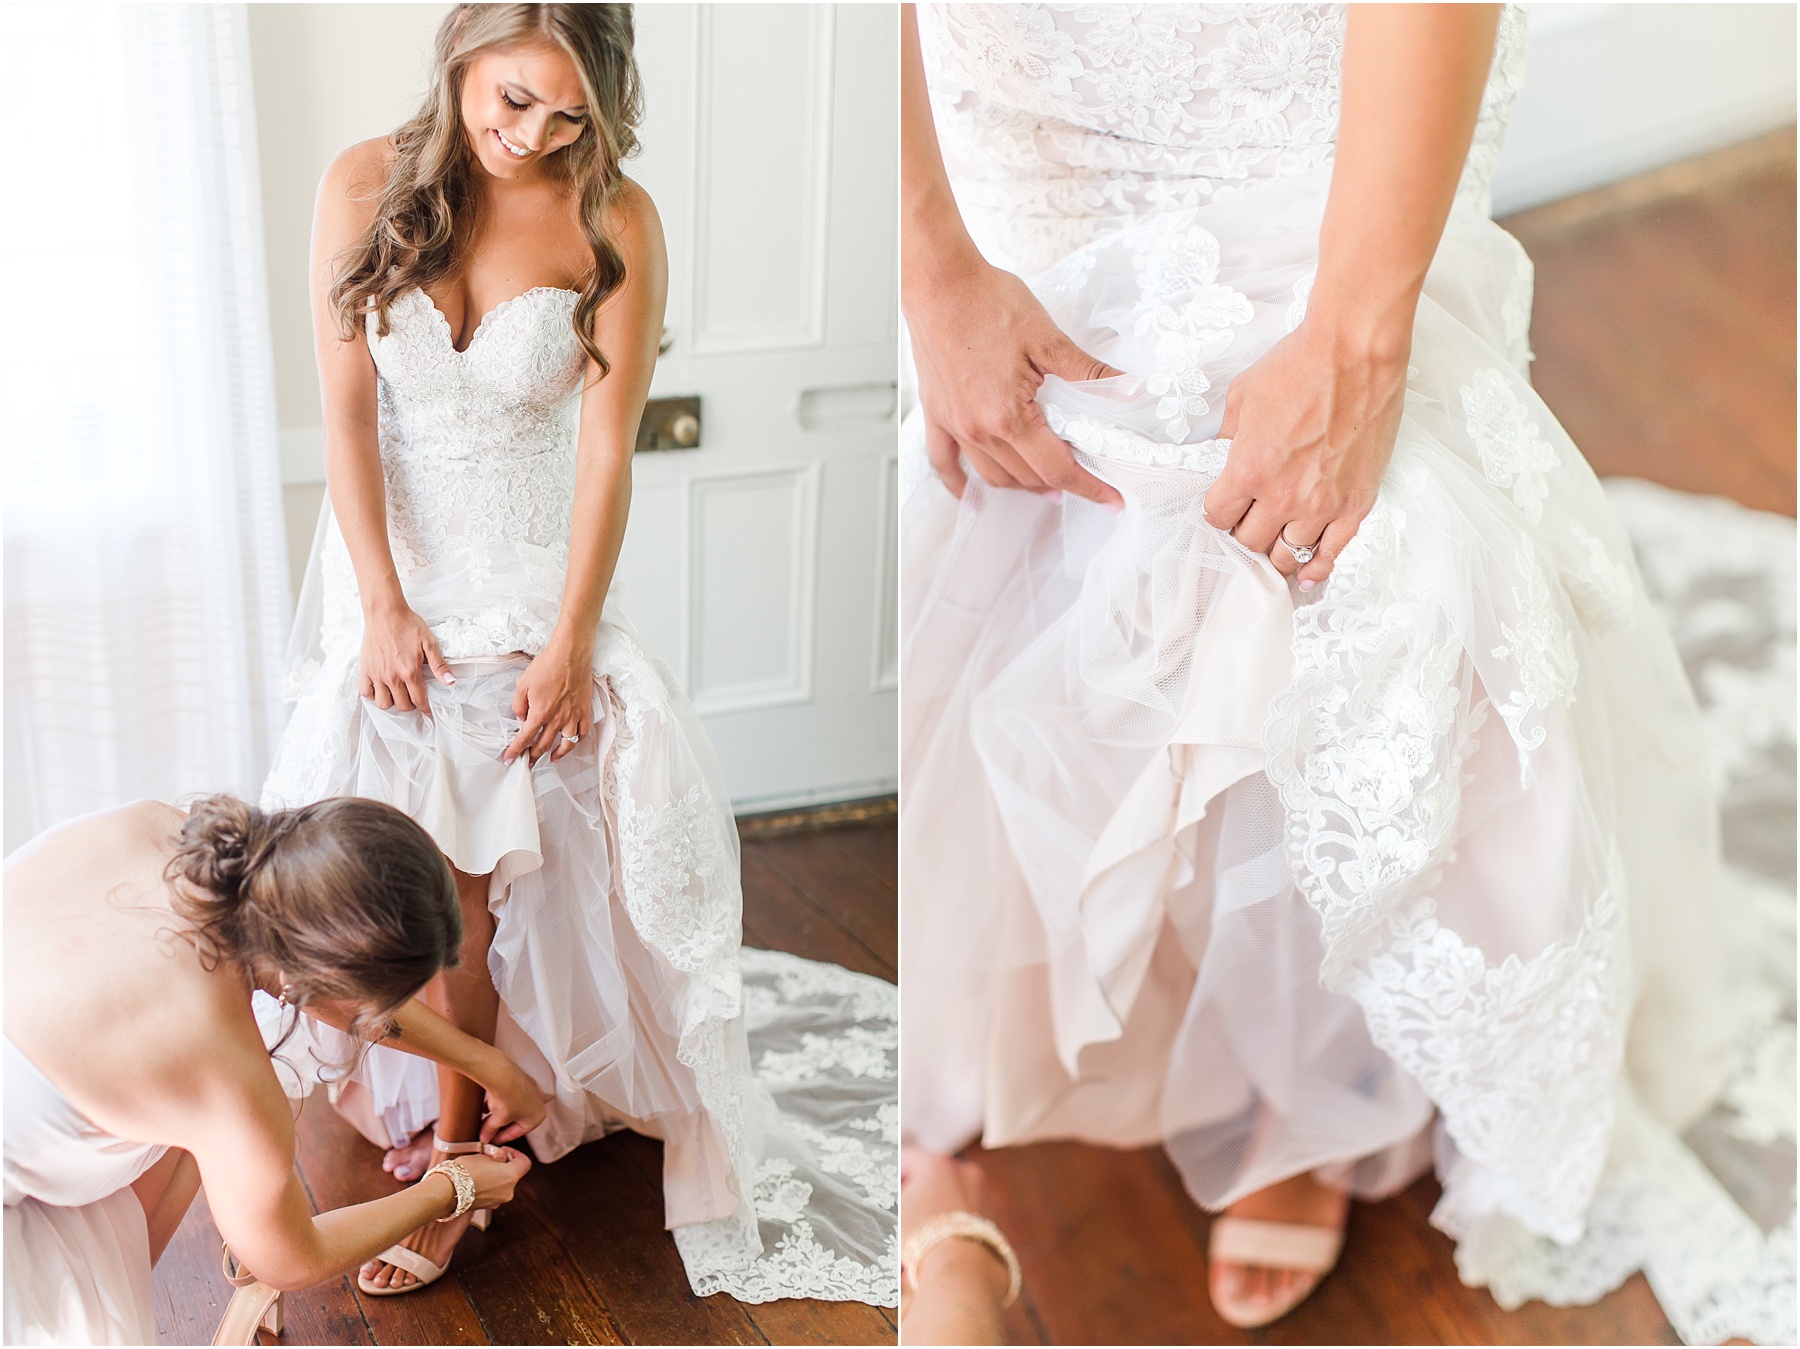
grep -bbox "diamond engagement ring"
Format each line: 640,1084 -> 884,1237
1278,532 -> 1318,565
561,732 -> 580,743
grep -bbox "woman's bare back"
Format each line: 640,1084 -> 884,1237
4,800 -> 277,1145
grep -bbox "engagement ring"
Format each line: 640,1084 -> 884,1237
1278,532 -> 1318,565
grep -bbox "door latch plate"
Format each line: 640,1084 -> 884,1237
636,396 -> 702,452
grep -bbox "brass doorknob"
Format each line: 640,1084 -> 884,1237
670,413 -> 700,447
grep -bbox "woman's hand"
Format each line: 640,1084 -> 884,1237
360,599 -> 454,713
437,1145 -> 532,1213
907,257 -> 1125,508
504,632 -> 593,765
1201,317 -> 1409,589
478,1054 -> 548,1145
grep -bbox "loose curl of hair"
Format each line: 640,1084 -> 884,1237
165,795 -> 461,1043
327,3 -> 642,378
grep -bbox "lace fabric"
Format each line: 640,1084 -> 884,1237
265,285 -> 896,1305
919,3 -> 1527,275
901,5 -> 1792,1342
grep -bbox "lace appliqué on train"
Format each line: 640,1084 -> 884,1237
674,950 -> 899,1305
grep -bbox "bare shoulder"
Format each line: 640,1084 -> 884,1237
322,135 -> 398,200
316,135 -> 399,236
6,799 -> 172,875
607,176 -> 667,275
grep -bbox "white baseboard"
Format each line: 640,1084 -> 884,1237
1491,3 -> 1795,217
730,778 -> 897,816
1494,100 -> 1795,217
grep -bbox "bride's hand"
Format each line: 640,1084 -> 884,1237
478,1056 -> 548,1145
504,633 -> 593,765
906,256 -> 1125,509
434,1145 -> 532,1213
360,600 -> 455,714
1201,317 -> 1409,589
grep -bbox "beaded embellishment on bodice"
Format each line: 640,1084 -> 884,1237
365,286 -> 586,579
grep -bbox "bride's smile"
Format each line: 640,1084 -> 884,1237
461,49 -> 589,179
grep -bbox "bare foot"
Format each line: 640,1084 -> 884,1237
382,1130 -> 435,1184
1209,1171 -> 1349,1327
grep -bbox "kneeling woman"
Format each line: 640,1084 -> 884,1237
4,794 -> 541,1344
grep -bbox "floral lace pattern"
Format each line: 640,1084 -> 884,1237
1490,538 -> 1580,756
675,949 -> 899,1304
360,288 -> 587,658
1129,213 -> 1254,438
1263,474 -> 1796,1336
1461,367 -> 1562,524
922,3 -> 1527,273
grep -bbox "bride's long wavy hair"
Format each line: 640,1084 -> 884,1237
327,3 -> 642,377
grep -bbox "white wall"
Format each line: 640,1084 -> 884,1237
1493,3 -> 1796,216
246,3 -> 451,588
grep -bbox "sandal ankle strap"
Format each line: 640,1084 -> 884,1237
219,1243 -> 258,1288
432,1135 -> 484,1156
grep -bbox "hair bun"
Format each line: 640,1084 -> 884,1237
170,794 -> 273,911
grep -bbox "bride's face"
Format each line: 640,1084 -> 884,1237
459,43 -> 591,180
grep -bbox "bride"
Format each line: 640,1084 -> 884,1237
4,794 -> 535,1344
265,1 -> 894,1305
900,3 -> 1790,1342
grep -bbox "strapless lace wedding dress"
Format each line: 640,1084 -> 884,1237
900,5 -> 1793,1342
262,285 -> 896,1305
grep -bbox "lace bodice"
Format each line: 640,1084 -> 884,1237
304,286 -> 589,663
368,286 -> 586,577
922,3 -> 1527,272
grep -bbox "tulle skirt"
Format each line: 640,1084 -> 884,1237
899,168 -> 1792,1343
263,579 -> 897,1304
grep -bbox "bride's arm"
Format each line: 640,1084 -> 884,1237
303,998 -> 547,1143
311,139 -> 455,714
900,5 -> 1122,508
503,180 -> 668,767
1201,5 -> 1503,588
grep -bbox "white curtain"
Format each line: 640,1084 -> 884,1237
1,5 -> 290,852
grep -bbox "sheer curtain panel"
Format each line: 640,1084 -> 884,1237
1,4 -> 290,852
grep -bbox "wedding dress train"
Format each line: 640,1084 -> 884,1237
262,284 -> 895,1305
900,5 -> 1792,1341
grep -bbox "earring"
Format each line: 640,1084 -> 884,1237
278,983 -> 296,1009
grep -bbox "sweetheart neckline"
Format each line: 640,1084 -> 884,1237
409,285 -> 579,355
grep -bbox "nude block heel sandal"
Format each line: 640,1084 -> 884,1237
213,1245 -> 283,1344
356,1144 -> 484,1297
1207,1216 -> 1345,1329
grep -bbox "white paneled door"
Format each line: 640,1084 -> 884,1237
617,5 -> 898,811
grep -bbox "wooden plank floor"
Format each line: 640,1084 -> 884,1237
929,131 -> 1797,1345
153,817 -> 898,1346
1503,126 -> 1796,518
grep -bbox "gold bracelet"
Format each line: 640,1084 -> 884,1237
902,1211 -> 1022,1308
423,1159 -> 476,1222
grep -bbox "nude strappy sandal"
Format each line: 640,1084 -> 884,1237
1207,1216 -> 1345,1329
213,1245 -> 283,1344
356,1137 -> 490,1298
